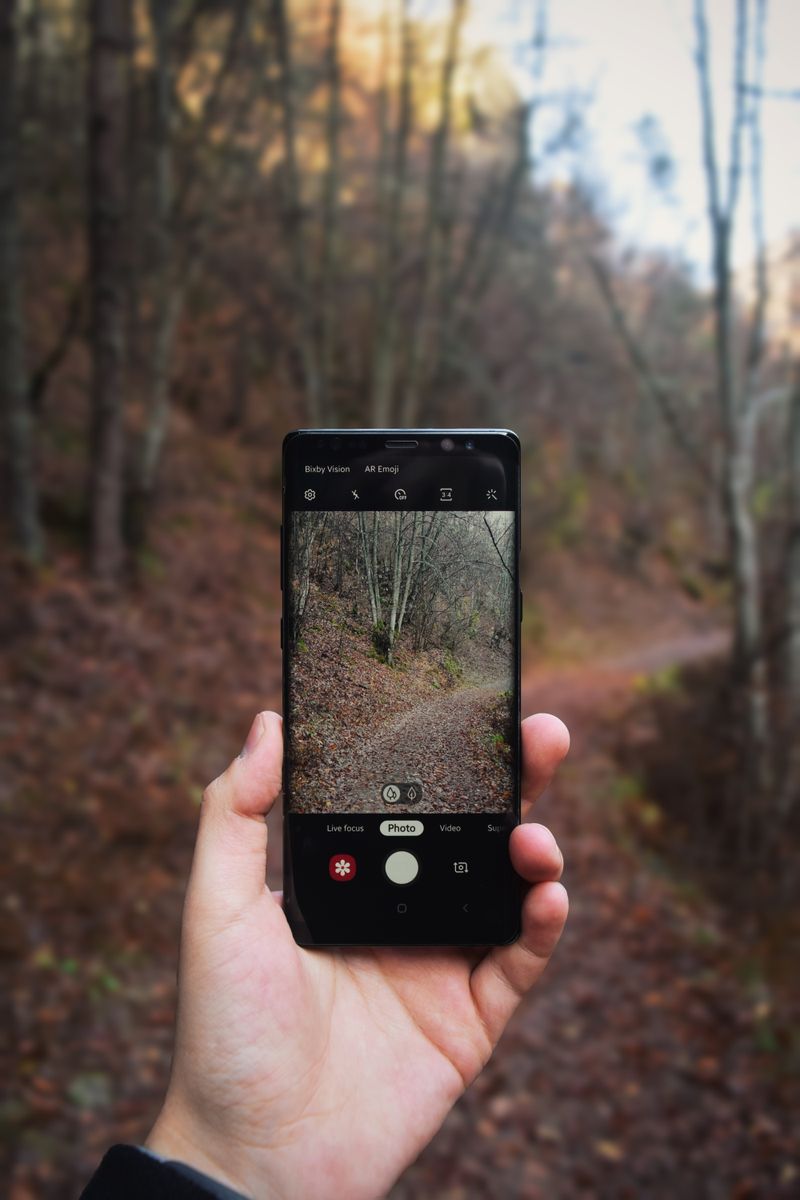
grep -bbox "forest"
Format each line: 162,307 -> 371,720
1,0 -> 798,1194
287,509 -> 515,813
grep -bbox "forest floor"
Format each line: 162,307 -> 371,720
350,679 -> 511,814
2,498 -> 799,1195
392,628 -> 800,1199
288,585 -> 514,814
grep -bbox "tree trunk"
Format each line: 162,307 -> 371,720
136,0 -> 175,533
87,0 -> 131,582
126,12 -> 144,391
782,362 -> 800,818
318,0 -> 342,422
429,101 -> 531,408
0,0 -> 43,564
271,0 -> 323,425
694,0 -> 771,800
369,0 -> 413,426
136,0 -> 255,535
139,287 -> 182,499
722,421 -> 770,779
22,0 -> 43,121
358,510 -> 382,627
387,512 -> 404,662
396,509 -> 419,637
399,0 -> 465,427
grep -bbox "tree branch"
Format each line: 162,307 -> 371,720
743,84 -> 800,101
587,254 -> 713,486
28,281 -> 85,413
724,0 -> 748,220
744,0 -> 768,388
694,0 -> 722,227
482,514 -> 514,583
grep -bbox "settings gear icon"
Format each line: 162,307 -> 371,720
304,488 -> 316,501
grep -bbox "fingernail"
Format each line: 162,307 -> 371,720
239,712 -> 266,758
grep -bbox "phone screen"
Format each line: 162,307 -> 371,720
282,430 -> 521,945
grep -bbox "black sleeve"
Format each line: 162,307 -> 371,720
80,1144 -> 251,1200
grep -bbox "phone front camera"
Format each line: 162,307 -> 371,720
465,440 -> 475,450
441,437 -> 455,451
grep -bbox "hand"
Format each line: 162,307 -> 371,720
145,711 -> 569,1199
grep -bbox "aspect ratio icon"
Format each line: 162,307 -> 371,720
394,488 -> 407,501
440,487 -> 453,502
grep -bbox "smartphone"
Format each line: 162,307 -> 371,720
281,429 -> 521,946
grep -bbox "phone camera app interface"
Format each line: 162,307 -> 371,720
286,508 -> 515,816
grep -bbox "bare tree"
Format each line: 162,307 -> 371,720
137,0 -> 175,520
581,1 -> 789,824
440,101 -> 530,363
318,0 -> 342,418
369,0 -> 413,426
86,0 -> 132,581
694,0 -> 772,797
271,0 -> 323,424
783,362 -> 800,818
357,510 -> 383,628
356,510 -> 445,662
422,1 -> 549,418
1,0 -> 43,564
134,0 -> 261,537
399,0 -> 466,426
385,510 -> 428,663
588,257 -> 713,486
291,510 -> 328,640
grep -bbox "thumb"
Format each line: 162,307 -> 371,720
188,711 -> 283,915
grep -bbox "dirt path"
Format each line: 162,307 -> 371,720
335,679 -> 512,814
391,627 -> 799,1199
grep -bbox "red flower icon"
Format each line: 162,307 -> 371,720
329,853 -> 357,882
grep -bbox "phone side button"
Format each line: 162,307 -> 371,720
519,590 -> 523,623
280,617 -> 283,649
280,525 -> 284,590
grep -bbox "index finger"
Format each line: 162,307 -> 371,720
521,712 -> 570,818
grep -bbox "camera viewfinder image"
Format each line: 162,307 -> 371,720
287,510 -> 515,814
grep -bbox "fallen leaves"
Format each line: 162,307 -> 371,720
288,584 -> 515,814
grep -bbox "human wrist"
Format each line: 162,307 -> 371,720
145,1106 -> 256,1199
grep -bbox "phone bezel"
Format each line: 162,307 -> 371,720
281,428 -> 522,947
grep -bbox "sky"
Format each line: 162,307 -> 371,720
469,0 -> 800,278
